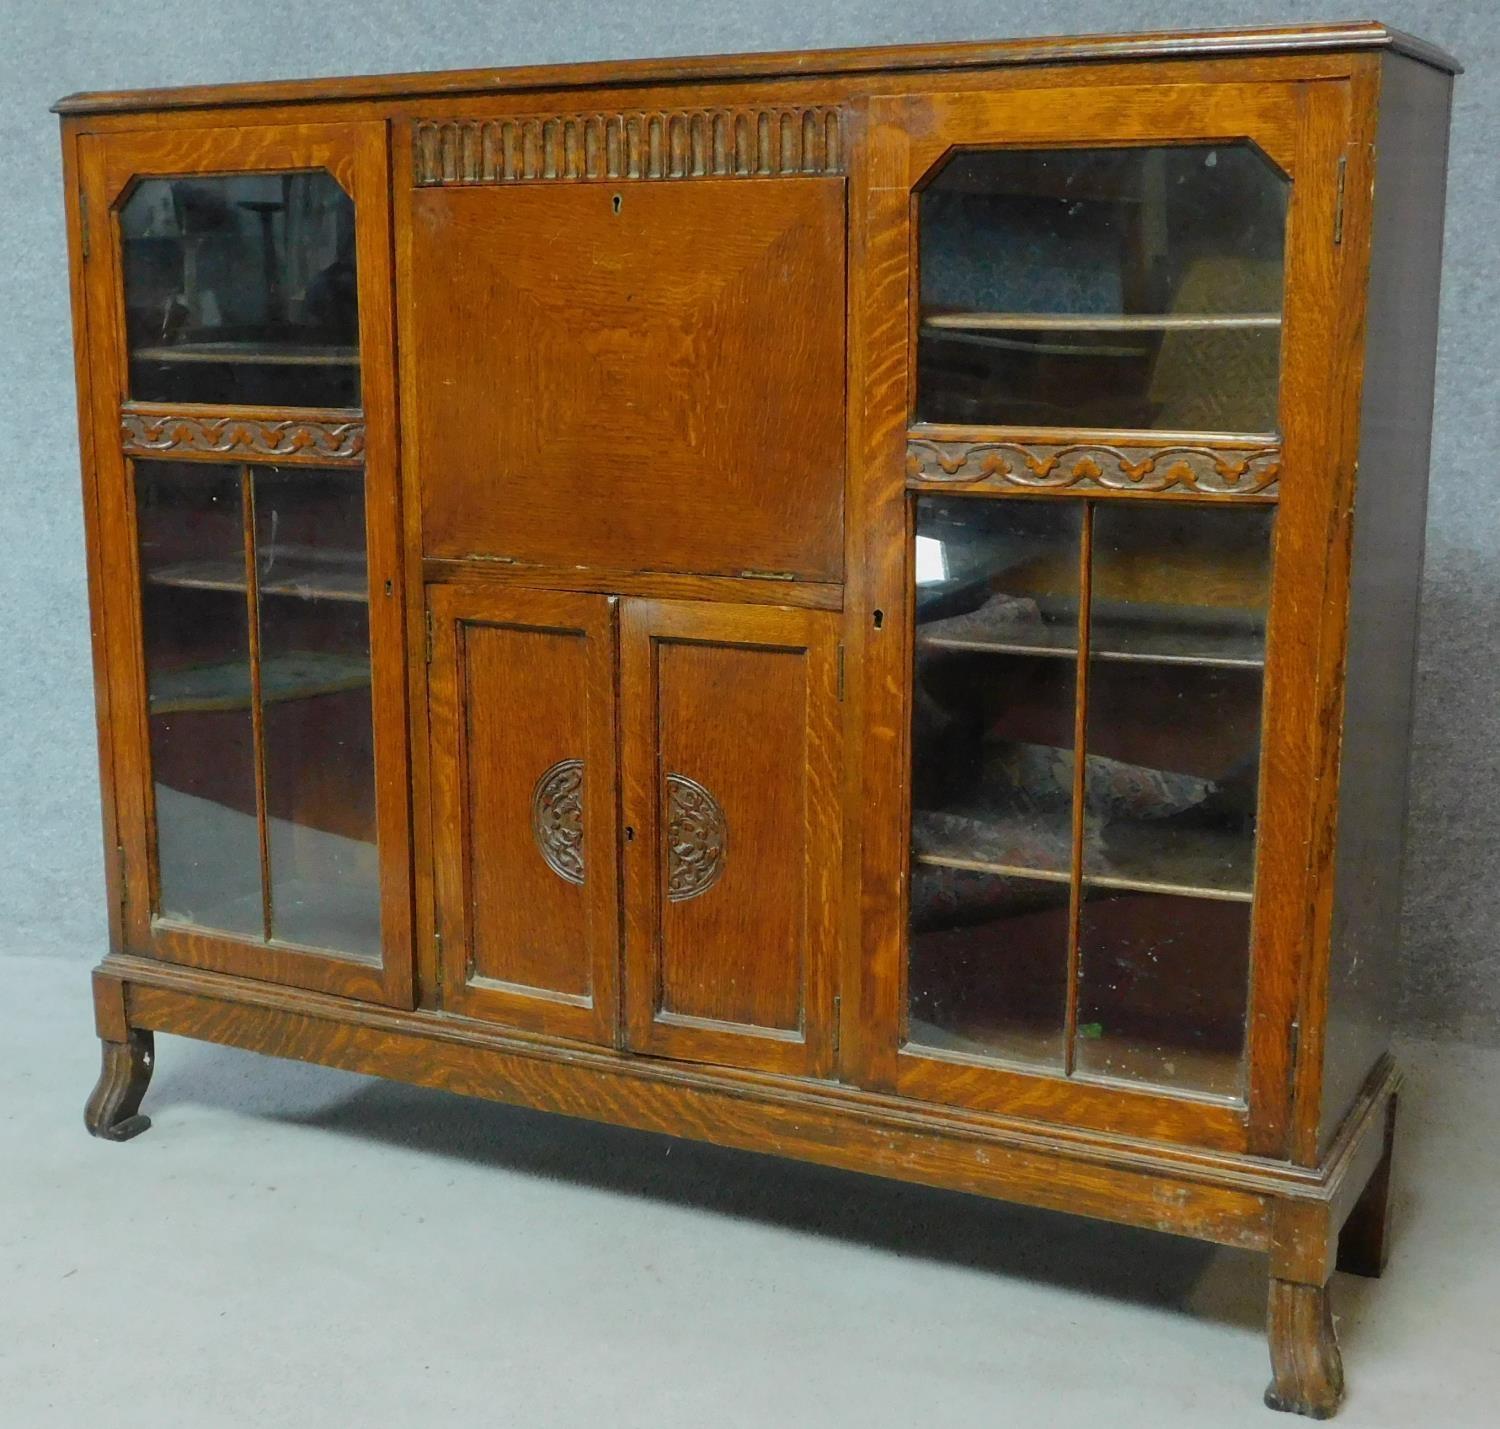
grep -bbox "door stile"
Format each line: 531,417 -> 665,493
1060,502 -> 1095,1075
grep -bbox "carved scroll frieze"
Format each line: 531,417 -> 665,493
665,774 -> 726,903
121,409 -> 366,465
413,106 -> 843,186
532,759 -> 585,885
905,437 -> 1282,498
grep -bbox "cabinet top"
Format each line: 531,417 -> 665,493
53,19 -> 1459,117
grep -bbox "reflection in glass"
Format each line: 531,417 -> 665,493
121,172 -> 359,407
904,494 -> 1275,1101
909,874 -> 1072,1065
1082,504 -> 1271,902
134,460 -> 379,959
1075,504 -> 1272,1099
917,145 -> 1288,431
1075,890 -> 1252,1098
906,498 -> 1081,1068
254,469 -> 379,957
137,463 -> 262,934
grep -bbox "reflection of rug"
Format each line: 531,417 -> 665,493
982,741 -> 1215,821
149,650 -> 370,714
918,592 -> 1045,645
913,806 -> 1075,875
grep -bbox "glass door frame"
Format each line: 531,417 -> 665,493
850,76 -> 1353,1155
77,120 -> 413,1006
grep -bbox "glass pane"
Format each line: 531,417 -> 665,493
1075,890 -> 1251,1099
909,873 -> 1072,1064
907,498 -> 1082,1068
136,462 -> 263,935
917,145 -> 1287,432
121,172 -> 359,407
1076,504 -> 1273,1098
253,467 -> 379,959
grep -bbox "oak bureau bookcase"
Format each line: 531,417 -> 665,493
56,21 -> 1456,1418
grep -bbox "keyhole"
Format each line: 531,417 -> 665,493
624,825 -> 636,842
873,609 -> 885,629
611,193 -> 622,215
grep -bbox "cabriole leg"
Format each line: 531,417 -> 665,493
1265,1277 -> 1345,1419
1337,1093 -> 1397,1278
84,1029 -> 155,1141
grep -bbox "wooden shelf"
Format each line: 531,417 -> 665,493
915,848 -> 1072,886
912,810 -> 1254,903
149,551 -> 368,604
133,342 -> 360,367
923,312 -> 1282,332
917,626 -> 1265,671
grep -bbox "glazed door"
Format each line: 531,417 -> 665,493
77,122 -> 412,1004
621,601 -> 842,1077
855,79 -> 1352,1153
426,586 -> 619,1041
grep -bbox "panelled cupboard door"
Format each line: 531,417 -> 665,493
76,121 -> 413,1006
620,601 -> 841,1077
426,586 -> 620,1042
857,80 -> 1353,1154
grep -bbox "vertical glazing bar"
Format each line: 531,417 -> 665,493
1062,500 -> 1094,1074
240,465 -> 273,941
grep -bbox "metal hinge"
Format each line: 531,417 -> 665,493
832,993 -> 841,1059
432,929 -> 445,1009
424,608 -> 435,664
836,645 -> 845,702
738,568 -> 797,582
80,189 -> 91,262
1289,1019 -> 1302,1070
115,843 -> 127,912
1333,155 -> 1347,246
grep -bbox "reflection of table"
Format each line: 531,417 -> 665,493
148,651 -> 370,715
237,196 -> 287,322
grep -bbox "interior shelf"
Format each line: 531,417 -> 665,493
917,629 -> 1265,670
132,342 -> 360,367
913,808 -> 1254,903
917,620 -> 1266,671
922,311 -> 1283,331
148,550 -> 369,604
148,650 -> 370,715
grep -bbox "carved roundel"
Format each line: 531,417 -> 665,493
531,758 -> 584,885
666,774 -> 727,903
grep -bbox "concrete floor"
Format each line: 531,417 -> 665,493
2,953 -> 1495,1427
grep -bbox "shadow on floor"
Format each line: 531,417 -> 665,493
151,1038 -> 1271,1332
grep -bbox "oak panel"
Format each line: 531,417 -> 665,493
621,600 -> 841,1076
1313,56 -> 1455,1157
427,585 -> 619,1042
404,176 -> 846,581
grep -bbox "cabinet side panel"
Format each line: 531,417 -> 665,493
1321,57 -> 1453,1149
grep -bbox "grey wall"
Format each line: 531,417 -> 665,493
2,2 -> 1495,1039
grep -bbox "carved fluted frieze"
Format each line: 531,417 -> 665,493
413,105 -> 843,185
